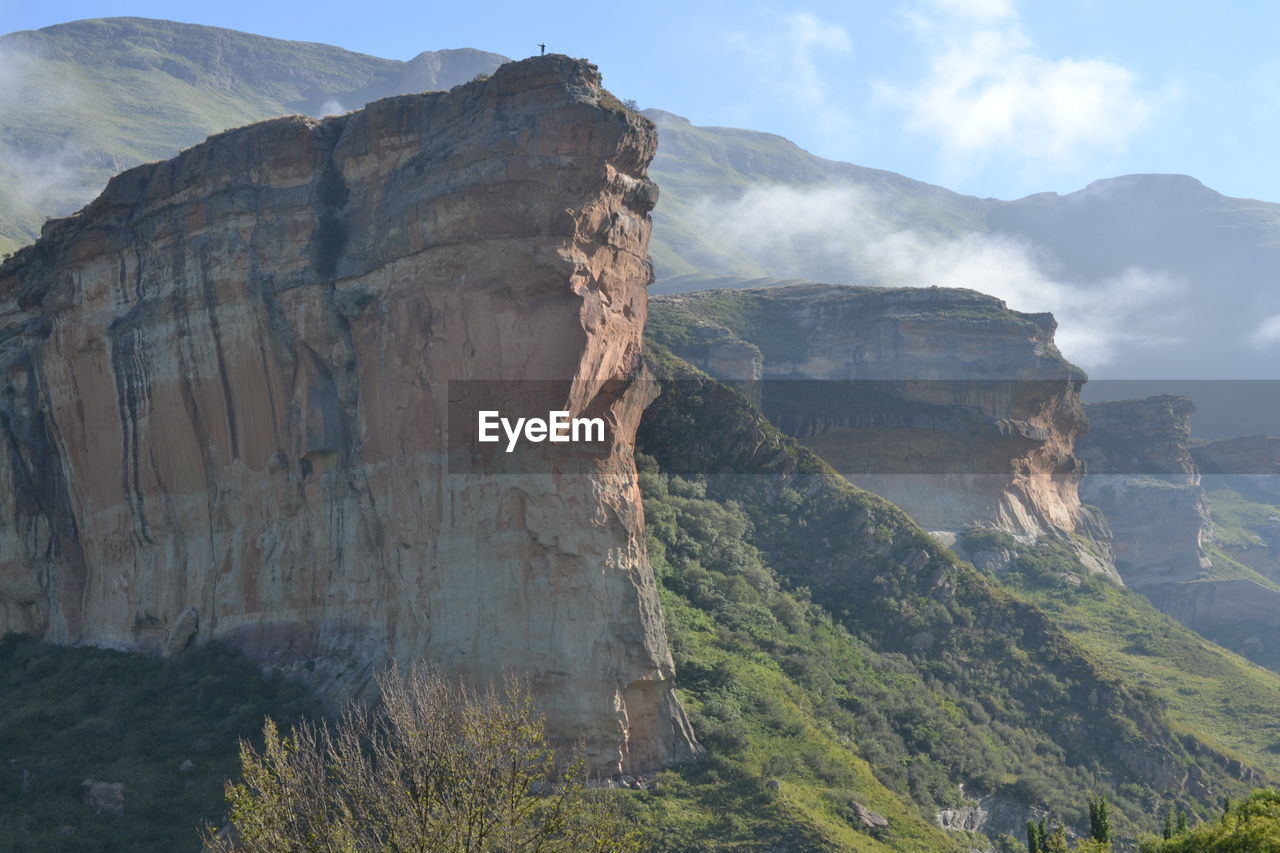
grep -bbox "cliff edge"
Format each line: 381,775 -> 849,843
0,55 -> 697,775
649,283 -> 1112,575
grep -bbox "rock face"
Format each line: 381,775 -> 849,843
1081,398 -> 1280,665
1078,397 -> 1212,587
0,56 -> 697,774
1192,436 -> 1280,587
649,283 -> 1112,573
1193,435 -> 1280,501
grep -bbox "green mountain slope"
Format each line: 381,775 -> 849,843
961,529 -> 1280,781
636,347 -> 1264,845
0,636 -> 317,851
0,17 -> 506,254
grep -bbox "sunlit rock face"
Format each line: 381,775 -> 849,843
649,283 -> 1114,576
0,55 -> 698,775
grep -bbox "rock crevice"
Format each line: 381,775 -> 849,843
0,55 -> 697,775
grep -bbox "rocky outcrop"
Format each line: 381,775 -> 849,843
0,56 -> 697,774
936,794 -> 1039,842
1193,435 -> 1280,501
1192,436 -> 1280,586
649,283 -> 1112,573
1081,399 -> 1280,666
1078,397 -> 1212,587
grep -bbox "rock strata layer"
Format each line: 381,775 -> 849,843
1082,398 -> 1280,665
650,283 -> 1112,574
0,55 -> 697,774
1078,396 -> 1212,587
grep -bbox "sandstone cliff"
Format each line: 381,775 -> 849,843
1081,398 -> 1280,666
1078,397 -> 1212,587
0,55 -> 697,774
1193,435 -> 1280,502
649,283 -> 1112,574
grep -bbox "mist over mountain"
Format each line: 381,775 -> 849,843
0,17 -> 505,252
644,110 -> 1280,382
6,18 -> 1275,383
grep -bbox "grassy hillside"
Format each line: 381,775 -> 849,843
0,17 -> 506,252
961,530 -> 1280,782
632,462 -> 965,851
636,347 -> 1264,845
0,636 -> 317,852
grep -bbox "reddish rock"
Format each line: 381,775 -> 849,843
0,55 -> 697,774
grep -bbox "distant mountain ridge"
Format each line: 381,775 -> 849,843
0,17 -> 507,252
643,109 -> 1280,381
4,17 -> 1280,383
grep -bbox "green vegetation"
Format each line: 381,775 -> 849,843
1205,487 -> 1279,549
0,634 -> 316,852
963,530 -> 1280,787
632,459 -> 963,850
213,665 -> 638,852
637,346 -> 1260,843
1139,789 -> 1280,852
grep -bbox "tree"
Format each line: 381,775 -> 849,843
1028,819 -> 1044,853
1163,807 -> 1175,840
206,664 -> 639,852
1089,796 -> 1112,843
1138,789 -> 1280,852
1044,823 -> 1069,853
1074,841 -> 1112,853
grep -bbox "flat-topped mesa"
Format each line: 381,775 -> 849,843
0,55 -> 698,775
650,283 -> 1110,571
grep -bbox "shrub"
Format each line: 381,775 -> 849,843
208,664 -> 638,852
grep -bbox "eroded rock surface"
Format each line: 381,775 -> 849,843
1081,398 -> 1280,666
1193,434 -> 1280,501
650,283 -> 1112,573
0,55 -> 697,774
1078,396 -> 1212,587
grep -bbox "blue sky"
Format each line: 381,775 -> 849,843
3,0 -> 1278,203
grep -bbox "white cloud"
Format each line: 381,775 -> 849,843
1248,315 -> 1280,350
880,1 -> 1156,176
693,183 -> 1183,369
319,99 -> 348,117
0,46 -> 101,227
923,0 -> 1014,20
724,12 -> 856,142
